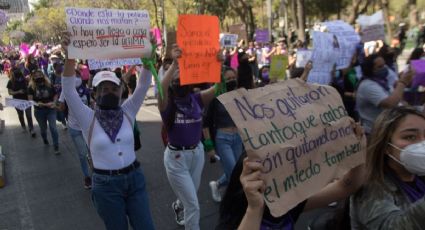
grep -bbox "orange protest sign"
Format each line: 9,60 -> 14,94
177,15 -> 220,85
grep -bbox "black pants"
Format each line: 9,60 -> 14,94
16,107 -> 34,131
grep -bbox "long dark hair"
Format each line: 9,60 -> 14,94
216,152 -> 248,230
165,86 -> 177,131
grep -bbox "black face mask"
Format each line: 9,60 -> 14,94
172,84 -> 191,98
97,93 -> 120,110
35,78 -> 44,84
226,80 -> 238,91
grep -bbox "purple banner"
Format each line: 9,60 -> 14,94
255,29 -> 269,43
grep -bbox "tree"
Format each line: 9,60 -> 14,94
380,0 -> 392,40
296,0 -> 305,42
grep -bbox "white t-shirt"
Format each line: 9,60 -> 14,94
61,69 -> 152,170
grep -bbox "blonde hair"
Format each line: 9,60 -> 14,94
28,70 -> 51,90
366,106 -> 425,186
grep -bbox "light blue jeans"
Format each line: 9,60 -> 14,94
164,142 -> 204,230
67,127 -> 90,177
91,168 -> 155,230
215,130 -> 243,187
34,107 -> 59,147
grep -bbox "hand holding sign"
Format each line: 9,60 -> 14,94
241,158 -> 266,210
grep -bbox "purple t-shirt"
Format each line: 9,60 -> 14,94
161,93 -> 203,146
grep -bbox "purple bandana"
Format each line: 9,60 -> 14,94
95,108 -> 123,143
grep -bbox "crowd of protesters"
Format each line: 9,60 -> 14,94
0,18 -> 425,230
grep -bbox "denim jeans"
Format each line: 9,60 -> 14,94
164,142 -> 204,230
68,127 -> 90,177
91,167 -> 155,230
34,107 -> 59,147
215,130 -> 243,187
15,107 -> 34,131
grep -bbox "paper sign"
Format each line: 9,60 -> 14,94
270,55 -> 288,80
177,15 -> 221,85
361,24 -> 385,42
296,50 -> 313,68
0,10 -> 8,26
5,98 -> 36,111
356,10 -> 384,27
229,24 -> 247,42
256,29 -> 270,43
88,58 -> 142,70
309,32 -> 339,84
220,33 -> 238,48
65,7 -> 152,59
218,79 -> 366,217
411,60 -> 425,87
322,21 -> 360,70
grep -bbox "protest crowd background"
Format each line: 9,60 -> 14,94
1,0 -> 425,230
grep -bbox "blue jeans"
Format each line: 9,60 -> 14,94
68,127 -> 90,177
34,107 -> 59,147
164,142 -> 204,230
215,130 -> 243,187
91,168 -> 155,230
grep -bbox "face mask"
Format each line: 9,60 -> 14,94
172,84 -> 191,98
388,141 -> 425,176
374,67 -> 389,79
226,80 -> 237,91
96,93 -> 120,110
35,78 -> 43,84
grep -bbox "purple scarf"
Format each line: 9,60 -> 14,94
388,171 -> 425,203
94,108 -> 123,143
370,76 -> 390,91
174,94 -> 201,119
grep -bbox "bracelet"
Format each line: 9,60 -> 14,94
203,139 -> 214,152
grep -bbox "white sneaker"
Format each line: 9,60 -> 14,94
172,200 -> 185,226
209,181 -> 222,202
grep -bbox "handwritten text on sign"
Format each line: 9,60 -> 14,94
177,15 -> 220,85
5,98 -> 36,111
218,79 -> 366,217
88,58 -> 142,70
65,7 -> 152,59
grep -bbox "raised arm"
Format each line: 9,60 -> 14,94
158,44 -> 181,112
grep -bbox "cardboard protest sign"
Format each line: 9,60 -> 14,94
356,11 -> 385,43
164,30 -> 176,59
220,33 -> 238,48
229,24 -> 247,42
88,58 -> 142,70
5,98 -> 36,111
218,79 -> 366,217
65,7 -> 152,59
270,55 -> 288,81
177,15 -> 220,85
296,50 -> 313,68
322,21 -> 360,70
256,29 -> 270,43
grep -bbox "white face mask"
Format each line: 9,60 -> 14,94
388,141 -> 425,176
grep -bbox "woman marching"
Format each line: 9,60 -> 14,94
61,35 -> 155,230
7,68 -> 36,137
350,106 -> 425,229
27,69 -> 60,154
158,44 -> 221,229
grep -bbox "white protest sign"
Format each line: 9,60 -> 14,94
220,33 -> 238,48
322,21 -> 360,70
65,7 -> 152,59
218,79 -> 366,217
356,11 -> 385,43
309,31 -> 339,84
296,50 -> 313,68
5,98 -> 36,111
88,58 -> 142,70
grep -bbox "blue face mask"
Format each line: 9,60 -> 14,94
374,67 -> 389,79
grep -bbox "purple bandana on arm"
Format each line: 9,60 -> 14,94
94,108 -> 124,143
